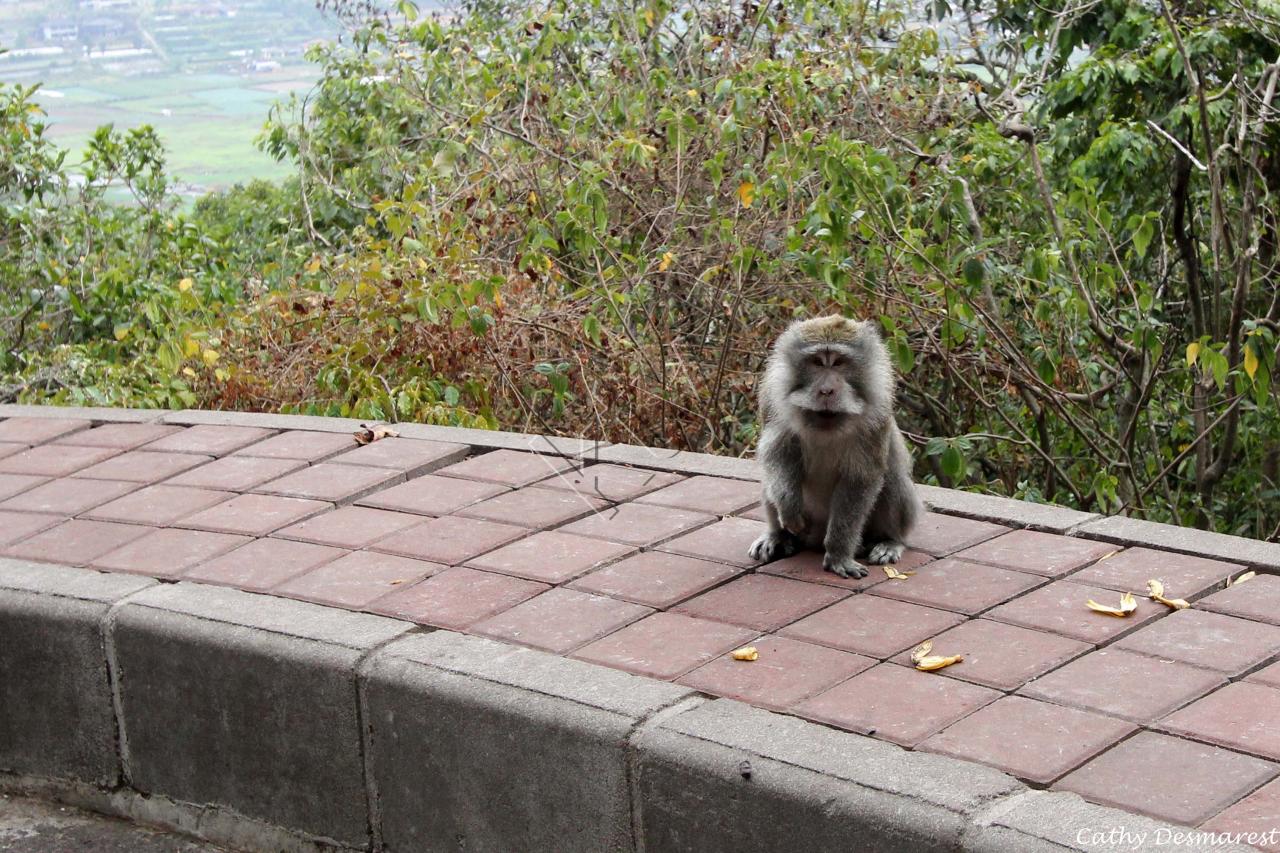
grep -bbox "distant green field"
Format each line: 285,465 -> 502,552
33,68 -> 315,191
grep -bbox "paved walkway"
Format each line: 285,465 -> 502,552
0,794 -> 227,852
0,413 -> 1278,848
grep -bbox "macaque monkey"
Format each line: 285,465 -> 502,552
748,315 -> 922,578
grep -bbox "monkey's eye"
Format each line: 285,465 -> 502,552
830,356 -> 847,368
808,354 -> 825,368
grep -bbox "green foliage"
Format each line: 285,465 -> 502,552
3,0 -> 1279,539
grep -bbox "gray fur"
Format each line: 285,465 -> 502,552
748,316 -> 923,578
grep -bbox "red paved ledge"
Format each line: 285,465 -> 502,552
1,409 -> 1278,846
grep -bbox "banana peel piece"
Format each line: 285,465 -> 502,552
731,646 -> 759,662
915,654 -> 963,671
909,640 -> 934,665
1232,571 -> 1256,586
883,566 -> 914,580
1086,591 -> 1138,617
1147,579 -> 1190,610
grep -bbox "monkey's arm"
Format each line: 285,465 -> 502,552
822,473 -> 885,578
757,428 -> 806,535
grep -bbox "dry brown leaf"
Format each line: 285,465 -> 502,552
353,423 -> 399,446
731,646 -> 759,662
883,566 -> 915,580
910,640 -> 934,665
1086,592 -> 1138,617
915,654 -> 963,671
1232,571 -> 1257,586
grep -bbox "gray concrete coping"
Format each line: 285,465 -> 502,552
0,558 -> 1255,852
0,403 -> 172,423
1076,515 -> 1280,571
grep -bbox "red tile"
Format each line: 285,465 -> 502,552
1071,547 -> 1240,599
456,486 -> 609,529
636,475 -> 761,515
1055,731 -> 1277,825
355,474 -> 507,516
81,485 -> 232,526
737,503 -> 768,522
272,550 -> 444,609
0,417 -> 90,443
466,531 -> 633,584
795,662 -> 1001,747
53,422 -> 181,449
779,595 -> 965,659
657,517 -> 767,568
0,478 -> 138,515
370,515 -> 527,565
1200,574 -> 1280,626
869,557 -> 1045,615
251,462 -> 403,504
232,429 -> 355,461
91,528 -> 251,577
1162,683 -> 1280,762
75,450 -> 212,483
954,530 -> 1120,578
1113,609 -> 1280,678
984,579 -> 1168,644
142,424 -> 276,456
572,612 -> 757,680
678,635 -> 875,712
0,443 -> 26,460
368,566 -> 547,629
437,449 -> 576,488
0,473 -> 47,502
1020,648 -> 1227,724
675,574 -> 848,632
0,445 -> 120,477
885,619 -> 1090,691
0,510 -> 62,546
472,588 -> 653,653
176,493 -> 331,536
920,695 -> 1136,784
328,437 -> 468,475
569,551 -> 742,608
1202,777 -> 1280,851
906,512 -> 1009,556
1248,661 -> 1280,690
273,506 -> 423,549
4,519 -> 153,565
536,463 -> 684,503
759,548 -> 933,591
183,537 -> 345,591
559,502 -> 714,547
164,455 -> 305,492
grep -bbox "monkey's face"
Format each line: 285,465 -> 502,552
788,345 -> 865,432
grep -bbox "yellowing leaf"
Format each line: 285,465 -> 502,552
910,640 -> 933,665
113,324 -> 130,341
1086,592 -> 1138,617
1244,345 -> 1259,380
731,646 -> 759,661
737,180 -> 755,208
1232,571 -> 1257,586
201,349 -> 220,366
685,88 -> 699,99
183,338 -> 200,358
214,368 -> 229,382
181,367 -> 196,377
658,251 -> 675,272
883,566 -> 915,580
915,654 -> 963,671
304,258 -> 322,274
1186,341 -> 1201,366
178,277 -> 194,292
353,423 -> 400,446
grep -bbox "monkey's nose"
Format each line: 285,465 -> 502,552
817,387 -> 834,397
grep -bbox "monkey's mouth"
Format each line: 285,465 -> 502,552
804,410 -> 847,430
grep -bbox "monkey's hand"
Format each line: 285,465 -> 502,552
748,530 -> 799,564
823,551 -> 868,579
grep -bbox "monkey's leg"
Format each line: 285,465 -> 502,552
862,450 -> 922,565
748,432 -> 806,563
822,476 -> 883,579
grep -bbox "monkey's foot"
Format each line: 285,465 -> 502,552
823,552 -> 868,579
865,541 -> 906,565
748,531 -> 799,563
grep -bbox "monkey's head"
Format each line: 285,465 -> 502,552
763,315 -> 894,434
